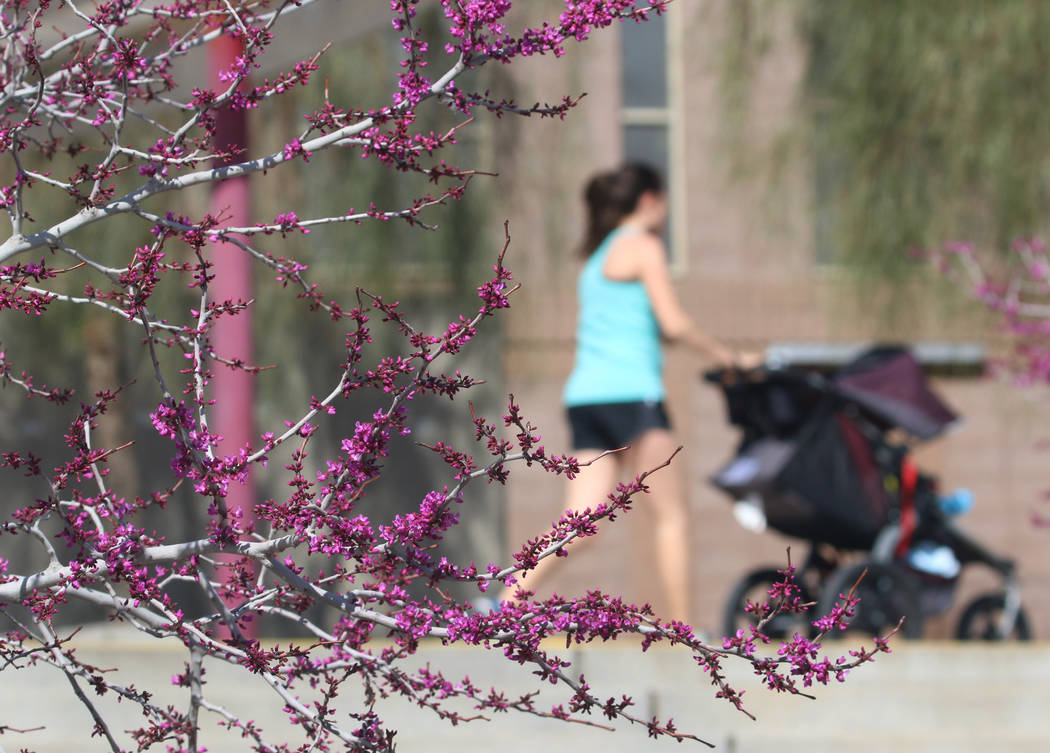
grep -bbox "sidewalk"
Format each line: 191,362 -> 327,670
4,627 -> 1048,752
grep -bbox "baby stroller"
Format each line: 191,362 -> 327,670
706,346 -> 1030,641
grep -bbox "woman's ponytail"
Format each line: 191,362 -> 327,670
579,163 -> 663,257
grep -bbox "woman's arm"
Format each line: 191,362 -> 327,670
617,233 -> 739,366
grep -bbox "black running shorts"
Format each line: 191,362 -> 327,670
566,400 -> 671,451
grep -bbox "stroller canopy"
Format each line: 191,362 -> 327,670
833,346 -> 958,440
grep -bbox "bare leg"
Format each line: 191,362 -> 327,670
628,428 -> 691,623
500,448 -> 620,602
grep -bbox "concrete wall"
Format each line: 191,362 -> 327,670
9,628 -> 1050,752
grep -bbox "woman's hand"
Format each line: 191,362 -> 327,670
732,350 -> 764,370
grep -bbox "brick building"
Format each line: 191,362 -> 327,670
492,1 -> 1050,638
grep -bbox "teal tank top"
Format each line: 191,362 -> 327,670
563,226 -> 664,406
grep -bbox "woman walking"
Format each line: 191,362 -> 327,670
503,163 -> 755,622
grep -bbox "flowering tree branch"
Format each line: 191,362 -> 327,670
0,1 -> 892,750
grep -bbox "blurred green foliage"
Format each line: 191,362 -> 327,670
721,0 -> 1050,275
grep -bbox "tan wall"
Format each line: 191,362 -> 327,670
492,1 -> 1050,639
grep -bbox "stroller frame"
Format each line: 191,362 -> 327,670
707,346 -> 1030,641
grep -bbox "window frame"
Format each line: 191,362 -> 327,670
620,5 -> 687,273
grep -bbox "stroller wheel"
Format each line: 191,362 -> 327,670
956,593 -> 1032,641
722,567 -> 816,641
817,562 -> 923,640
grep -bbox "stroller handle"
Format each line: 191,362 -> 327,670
702,364 -> 828,390
702,365 -> 766,385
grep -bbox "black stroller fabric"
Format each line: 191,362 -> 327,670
712,408 -> 890,549
719,372 -> 820,439
710,346 -> 958,550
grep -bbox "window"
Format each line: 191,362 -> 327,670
620,8 -> 685,267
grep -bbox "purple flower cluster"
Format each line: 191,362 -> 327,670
0,2 -> 892,750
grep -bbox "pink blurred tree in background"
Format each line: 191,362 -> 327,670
929,238 -> 1050,526
930,239 -> 1050,386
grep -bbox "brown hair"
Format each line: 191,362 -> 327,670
580,162 -> 664,257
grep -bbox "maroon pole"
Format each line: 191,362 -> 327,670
208,28 -> 257,639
